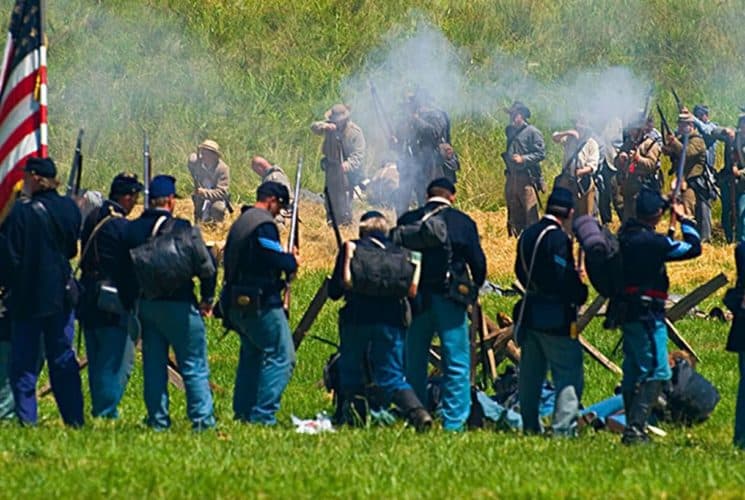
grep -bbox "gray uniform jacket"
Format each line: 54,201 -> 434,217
504,124 -> 546,173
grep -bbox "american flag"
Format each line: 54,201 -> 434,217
0,0 -> 46,223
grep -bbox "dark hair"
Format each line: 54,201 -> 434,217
546,204 -> 570,218
427,186 -> 453,199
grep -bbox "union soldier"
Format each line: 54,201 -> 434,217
398,178 -> 487,431
503,101 -> 546,237
328,211 -> 432,430
662,112 -> 707,224
222,182 -> 299,424
78,173 -> 143,418
615,117 -> 662,221
514,186 -> 588,436
311,104 -> 366,226
118,175 -> 217,430
552,116 -> 600,221
616,188 -> 701,444
393,90 -> 459,216
0,157 -> 84,426
188,139 -> 231,223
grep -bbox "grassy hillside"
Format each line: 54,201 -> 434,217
38,0 -> 745,209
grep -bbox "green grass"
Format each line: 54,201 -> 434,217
1,272 -> 744,498
32,0 -> 745,210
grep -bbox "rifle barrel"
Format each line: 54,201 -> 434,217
143,133 -> 151,209
287,157 -> 303,252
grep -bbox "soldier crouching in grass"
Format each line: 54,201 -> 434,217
615,188 -> 701,444
188,139 -> 230,223
222,182 -> 299,425
327,211 -> 432,431
514,186 -> 588,437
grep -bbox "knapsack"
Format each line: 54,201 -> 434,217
342,238 -> 421,298
390,205 -> 448,251
572,215 -> 624,299
660,359 -> 720,424
129,216 -> 215,300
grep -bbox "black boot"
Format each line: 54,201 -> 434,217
622,381 -> 663,445
392,389 -> 433,432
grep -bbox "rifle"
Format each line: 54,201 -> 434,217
564,139 -> 590,197
668,132 -> 689,235
65,129 -> 84,197
143,133 -> 152,209
283,156 -> 303,315
671,88 -> 684,113
657,105 -> 672,144
324,185 -> 343,250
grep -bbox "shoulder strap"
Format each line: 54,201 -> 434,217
150,215 -> 170,237
519,224 -> 559,290
421,204 -> 448,222
368,237 -> 386,249
75,213 -> 118,276
506,124 -> 528,152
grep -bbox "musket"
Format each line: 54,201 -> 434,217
143,133 -> 152,209
668,132 -> 689,235
657,105 -> 672,144
671,88 -> 684,113
283,156 -> 303,315
324,185 -> 343,250
65,129 -> 84,197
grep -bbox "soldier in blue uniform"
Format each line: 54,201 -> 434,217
118,175 -> 216,430
617,188 -> 702,444
398,178 -> 487,431
0,157 -> 84,426
328,210 -> 432,430
78,173 -> 143,419
513,186 -> 588,436
222,182 -> 299,425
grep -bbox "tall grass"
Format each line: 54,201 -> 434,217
38,0 -> 745,209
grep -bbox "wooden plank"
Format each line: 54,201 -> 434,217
292,277 -> 330,349
578,335 -> 622,375
664,317 -> 701,361
576,295 -> 607,332
666,273 -> 728,322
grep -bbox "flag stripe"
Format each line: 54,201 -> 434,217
0,70 -> 36,122
0,112 -> 43,174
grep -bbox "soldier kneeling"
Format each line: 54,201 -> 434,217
328,211 -> 432,431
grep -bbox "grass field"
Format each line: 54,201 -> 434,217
3,0 -> 745,497
1,268 -> 744,498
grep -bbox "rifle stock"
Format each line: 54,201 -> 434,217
668,133 -> 689,234
324,185 -> 343,250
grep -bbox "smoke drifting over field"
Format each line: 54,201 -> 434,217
342,15 -> 650,153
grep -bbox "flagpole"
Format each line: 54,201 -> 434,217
36,0 -> 46,158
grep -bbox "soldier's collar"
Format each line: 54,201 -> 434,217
428,196 -> 452,206
543,214 -> 562,226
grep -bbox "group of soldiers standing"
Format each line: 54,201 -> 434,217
1,91 -> 744,446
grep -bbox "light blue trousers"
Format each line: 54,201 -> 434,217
405,294 -> 470,431
139,300 -> 215,431
229,307 -> 296,425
